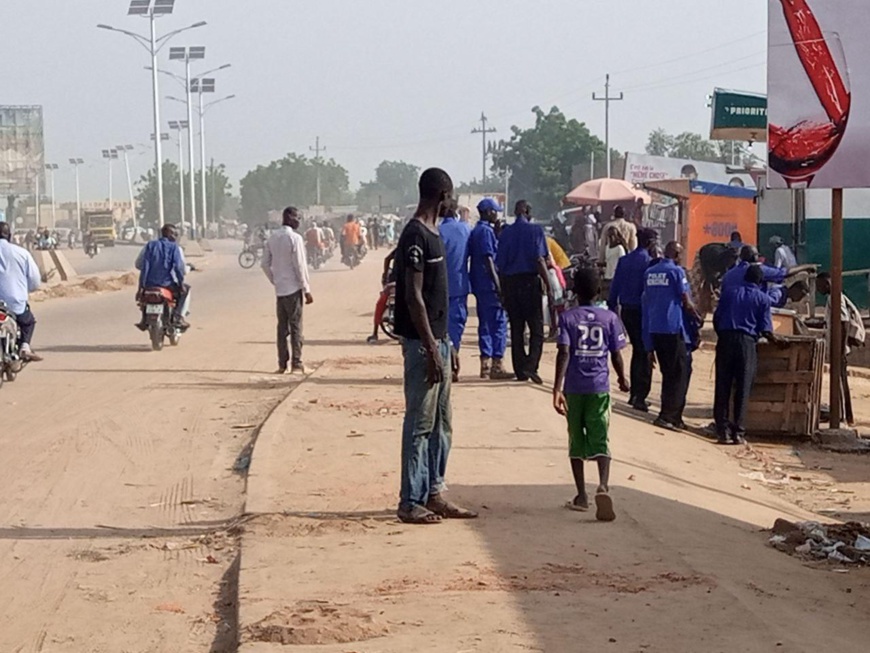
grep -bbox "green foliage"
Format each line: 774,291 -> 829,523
356,160 -> 420,213
645,128 -> 736,164
491,106 -> 617,216
239,153 -> 350,222
135,160 -> 232,229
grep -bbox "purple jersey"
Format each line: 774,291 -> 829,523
557,305 -> 627,395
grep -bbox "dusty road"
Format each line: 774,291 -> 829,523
0,241 -> 292,652
2,240 -> 870,652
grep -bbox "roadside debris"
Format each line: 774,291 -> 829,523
768,518 -> 870,565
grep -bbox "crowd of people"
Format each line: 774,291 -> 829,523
375,168 -> 848,526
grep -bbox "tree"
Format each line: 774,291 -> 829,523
356,160 -> 420,213
491,106 -> 616,216
645,129 -> 732,164
135,161 -> 232,229
645,128 -> 674,157
239,153 -> 350,222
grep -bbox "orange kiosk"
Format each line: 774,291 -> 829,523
642,179 -> 757,264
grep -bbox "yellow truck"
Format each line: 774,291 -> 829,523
81,211 -> 116,246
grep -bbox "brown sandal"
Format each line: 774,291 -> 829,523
397,505 -> 442,525
427,496 -> 479,519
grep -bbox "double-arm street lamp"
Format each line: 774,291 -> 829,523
44,163 -> 59,228
97,0 -> 206,225
102,149 -> 119,214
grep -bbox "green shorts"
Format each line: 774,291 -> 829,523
566,393 -> 611,460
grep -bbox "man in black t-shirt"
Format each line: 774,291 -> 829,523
395,168 -> 478,525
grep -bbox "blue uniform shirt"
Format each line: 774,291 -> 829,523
469,220 -> 499,297
642,259 -> 689,351
439,217 -> 471,299
496,216 -> 548,277
768,284 -> 787,308
138,238 -> 186,289
714,281 -> 774,338
608,246 -> 651,311
721,261 -> 786,293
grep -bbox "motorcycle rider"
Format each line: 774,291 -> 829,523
304,220 -> 324,267
134,224 -> 191,330
0,222 -> 43,362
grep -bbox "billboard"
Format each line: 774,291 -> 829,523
768,0 -> 870,189
0,106 -> 44,196
709,88 -> 768,142
623,152 -> 754,188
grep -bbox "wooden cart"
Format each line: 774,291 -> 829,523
745,335 -> 826,437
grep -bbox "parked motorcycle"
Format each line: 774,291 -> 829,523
138,288 -> 185,351
0,301 -> 24,386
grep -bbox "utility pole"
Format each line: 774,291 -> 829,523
69,158 -> 84,231
309,136 -> 325,206
593,74 -> 624,178
471,112 -> 497,184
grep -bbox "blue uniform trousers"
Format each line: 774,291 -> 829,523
475,293 -> 507,359
448,295 -> 468,351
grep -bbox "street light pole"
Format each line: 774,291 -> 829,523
97,1 -> 206,227
199,92 -> 235,232
69,158 -> 84,231
102,149 -> 119,216
169,121 -> 187,229
45,164 -> 59,229
116,145 -> 137,233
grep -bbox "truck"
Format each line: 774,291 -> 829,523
81,211 -> 116,246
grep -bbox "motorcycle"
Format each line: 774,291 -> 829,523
138,288 -> 185,351
85,241 -> 101,258
0,301 -> 24,386
379,282 -> 398,340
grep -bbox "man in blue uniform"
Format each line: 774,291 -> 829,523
496,200 -> 552,385
713,264 -> 777,444
438,199 -> 472,361
721,245 -> 788,293
135,224 -> 190,330
469,198 -> 513,380
642,241 -> 700,430
608,227 -> 658,412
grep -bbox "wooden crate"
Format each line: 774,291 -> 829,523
746,336 -> 826,437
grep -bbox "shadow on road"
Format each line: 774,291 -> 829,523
444,483 -> 862,652
40,344 -> 152,354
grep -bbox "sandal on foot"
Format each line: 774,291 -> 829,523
426,496 -> 478,519
397,505 -> 442,525
564,500 -> 589,512
595,493 -> 616,522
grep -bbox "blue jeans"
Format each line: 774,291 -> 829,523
448,296 -> 468,351
475,294 -> 507,359
399,338 -> 453,511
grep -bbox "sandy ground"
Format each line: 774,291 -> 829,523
238,255 -> 870,652
0,241 -> 290,652
2,241 -> 869,652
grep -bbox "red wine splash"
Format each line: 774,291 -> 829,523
769,0 -> 852,185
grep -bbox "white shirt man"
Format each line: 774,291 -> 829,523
262,210 -> 313,374
0,227 -> 42,360
771,237 -> 798,269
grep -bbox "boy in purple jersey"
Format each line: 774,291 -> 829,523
553,268 -> 629,522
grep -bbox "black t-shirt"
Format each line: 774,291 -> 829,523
394,219 -> 448,341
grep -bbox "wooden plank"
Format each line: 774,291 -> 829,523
754,371 -> 816,384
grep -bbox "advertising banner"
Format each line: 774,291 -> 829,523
710,88 -> 768,142
0,106 -> 44,196
623,152 -> 754,188
768,0 -> 870,188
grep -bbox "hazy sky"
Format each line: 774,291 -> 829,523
1,0 -> 767,203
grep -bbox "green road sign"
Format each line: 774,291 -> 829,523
710,88 -> 767,142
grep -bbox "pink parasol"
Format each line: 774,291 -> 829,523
564,178 -> 651,205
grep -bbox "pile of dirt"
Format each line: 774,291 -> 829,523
243,601 -> 388,645
768,518 -> 870,565
81,277 -> 114,292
